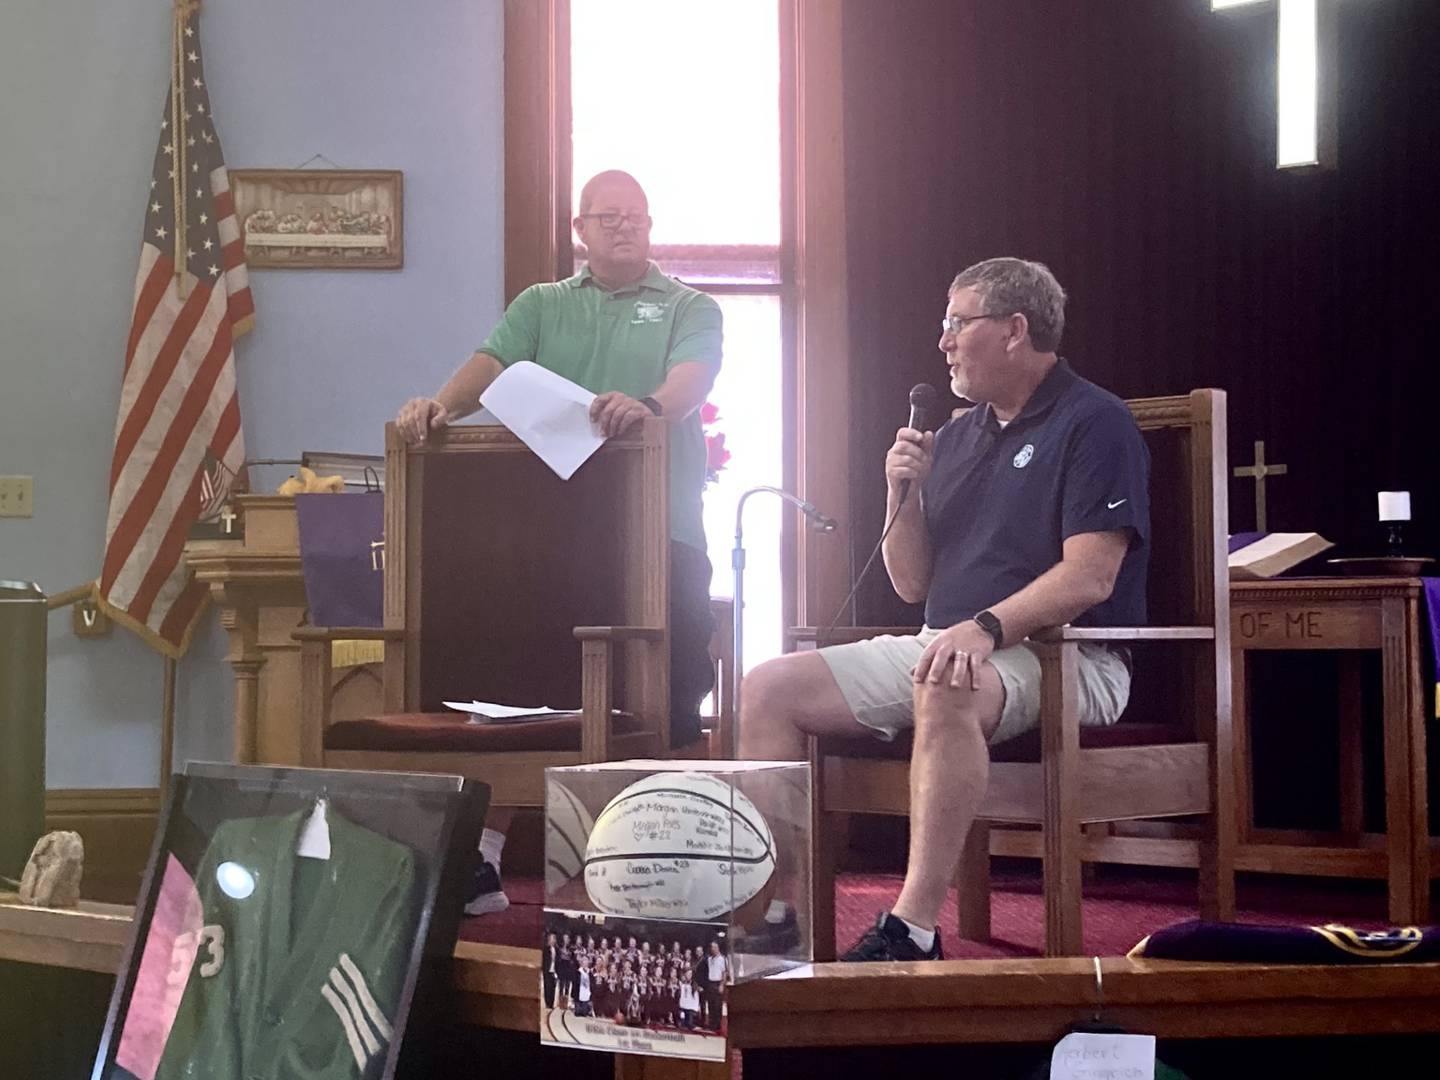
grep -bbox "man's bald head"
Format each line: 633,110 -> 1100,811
578,169 -> 648,214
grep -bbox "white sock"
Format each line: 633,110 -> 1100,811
897,915 -> 935,952
479,828 -> 506,871
764,900 -> 789,924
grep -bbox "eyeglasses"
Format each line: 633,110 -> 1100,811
940,312 -> 1007,335
577,211 -> 652,231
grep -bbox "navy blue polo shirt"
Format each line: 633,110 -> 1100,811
920,359 -> 1149,630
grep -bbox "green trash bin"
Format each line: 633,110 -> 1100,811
0,580 -> 45,882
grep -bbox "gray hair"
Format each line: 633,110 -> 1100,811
950,258 -> 1067,353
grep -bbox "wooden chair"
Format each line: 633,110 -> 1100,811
294,420 -> 674,810
802,389 -> 1236,957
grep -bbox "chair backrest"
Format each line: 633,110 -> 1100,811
383,420 -> 668,717
1124,389 -> 1230,724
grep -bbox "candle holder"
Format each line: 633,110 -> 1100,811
1377,491 -> 1411,557
1384,520 -> 1407,557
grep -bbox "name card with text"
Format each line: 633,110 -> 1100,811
1050,1032 -> 1155,1080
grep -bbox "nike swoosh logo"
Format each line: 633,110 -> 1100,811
1107,498 -> 1127,509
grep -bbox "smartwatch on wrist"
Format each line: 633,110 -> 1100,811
972,609 -> 1004,648
638,395 -> 663,417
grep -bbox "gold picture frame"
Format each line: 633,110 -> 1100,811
230,168 -> 403,270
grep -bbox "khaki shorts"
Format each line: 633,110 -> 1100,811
817,626 -> 1131,746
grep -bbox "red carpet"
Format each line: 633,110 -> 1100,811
459,865 -> 1395,957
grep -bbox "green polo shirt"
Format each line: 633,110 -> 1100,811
480,261 -> 723,552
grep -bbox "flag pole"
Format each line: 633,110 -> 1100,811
171,0 -> 198,294
161,656 -> 177,784
162,0 -> 194,782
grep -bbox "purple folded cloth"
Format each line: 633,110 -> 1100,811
1132,919 -> 1440,963
294,491 -> 383,628
1423,577 -> 1440,718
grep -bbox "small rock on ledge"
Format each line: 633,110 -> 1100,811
18,831 -> 85,908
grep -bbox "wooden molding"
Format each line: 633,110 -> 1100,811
0,895 -> 133,975
793,0 -> 851,627
43,788 -> 160,817
503,0 -> 571,301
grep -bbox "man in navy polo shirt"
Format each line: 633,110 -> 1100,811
739,258 -> 1148,961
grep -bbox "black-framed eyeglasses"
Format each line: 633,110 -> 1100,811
940,312 -> 1007,335
577,211 -> 652,231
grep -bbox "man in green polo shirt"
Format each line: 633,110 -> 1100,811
395,170 -> 723,918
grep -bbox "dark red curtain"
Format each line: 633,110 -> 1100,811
842,0 -> 1440,624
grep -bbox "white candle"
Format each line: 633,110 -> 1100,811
1378,491 -> 1411,522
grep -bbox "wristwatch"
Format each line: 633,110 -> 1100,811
972,609 -> 1004,648
638,396 -> 663,417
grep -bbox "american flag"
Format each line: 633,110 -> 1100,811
99,3 -> 253,656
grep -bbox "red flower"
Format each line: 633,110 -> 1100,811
705,431 -> 730,474
700,400 -> 728,484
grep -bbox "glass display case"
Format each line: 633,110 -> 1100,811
541,759 -> 810,1061
92,763 -> 486,1080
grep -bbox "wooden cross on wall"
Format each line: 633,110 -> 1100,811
1212,0 -> 1337,169
1233,440 -> 1288,532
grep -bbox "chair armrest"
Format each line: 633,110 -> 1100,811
292,626 -> 405,643
573,625 -> 665,642
1029,625 -> 1215,643
575,627 -> 665,761
789,626 -> 922,648
294,628 -> 403,763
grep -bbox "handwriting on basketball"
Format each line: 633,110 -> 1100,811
584,772 -> 777,919
628,807 -> 682,843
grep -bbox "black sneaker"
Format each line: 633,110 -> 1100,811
736,904 -> 802,955
463,859 -> 510,916
840,912 -> 943,962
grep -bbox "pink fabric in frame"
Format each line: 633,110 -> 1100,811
115,854 -> 204,1080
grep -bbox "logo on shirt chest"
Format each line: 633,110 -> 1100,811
1012,443 -> 1035,468
631,301 -> 667,324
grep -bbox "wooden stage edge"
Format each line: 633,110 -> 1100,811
8,895 -> 1440,1047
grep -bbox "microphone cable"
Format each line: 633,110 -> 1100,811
824,486 -> 912,633
824,381 -> 938,633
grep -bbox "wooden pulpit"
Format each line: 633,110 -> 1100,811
295,420 -> 672,808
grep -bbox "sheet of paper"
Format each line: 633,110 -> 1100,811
440,702 -> 570,728
295,799 -> 331,860
458,701 -> 559,719
443,702 -> 561,720
477,360 -> 605,480
1050,1032 -> 1155,1080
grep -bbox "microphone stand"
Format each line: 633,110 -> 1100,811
730,486 -> 836,759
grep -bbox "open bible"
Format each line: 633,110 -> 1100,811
1228,531 -> 1334,579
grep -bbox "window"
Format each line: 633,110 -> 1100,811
570,0 -> 787,670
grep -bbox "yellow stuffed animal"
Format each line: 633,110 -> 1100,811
277,465 -> 346,496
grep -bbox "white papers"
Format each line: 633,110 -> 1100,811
478,360 -> 605,480
443,700 -> 565,724
1049,1032 -> 1155,1080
